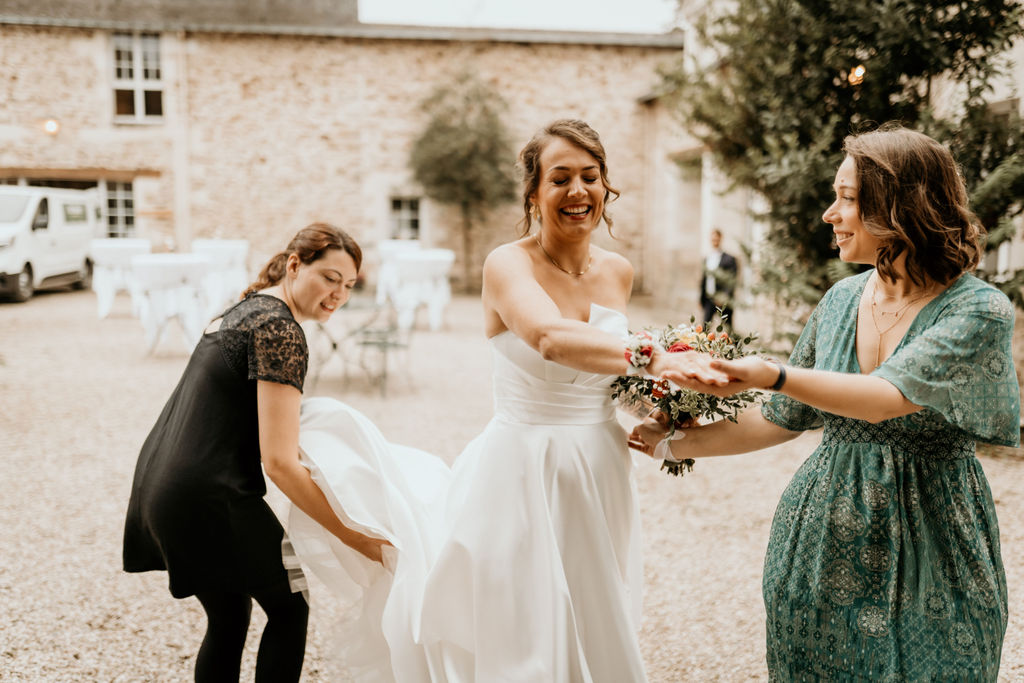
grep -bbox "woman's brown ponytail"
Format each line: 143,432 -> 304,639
242,252 -> 289,298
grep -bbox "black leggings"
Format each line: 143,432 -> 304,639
194,580 -> 308,683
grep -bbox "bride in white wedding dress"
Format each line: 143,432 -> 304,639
285,120 -> 728,682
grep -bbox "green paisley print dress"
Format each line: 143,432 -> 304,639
761,271 -> 1019,681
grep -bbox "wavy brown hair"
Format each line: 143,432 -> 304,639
242,222 -> 362,298
843,125 -> 983,286
516,119 -> 620,236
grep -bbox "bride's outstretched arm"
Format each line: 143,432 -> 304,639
257,380 -> 392,564
482,245 -> 729,384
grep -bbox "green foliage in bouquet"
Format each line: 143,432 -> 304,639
613,316 -> 761,476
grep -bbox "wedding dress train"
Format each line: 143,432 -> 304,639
286,304 -> 647,682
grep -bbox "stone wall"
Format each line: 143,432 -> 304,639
180,34 -> 684,288
0,23 -> 688,291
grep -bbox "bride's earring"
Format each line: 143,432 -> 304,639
531,205 -> 541,222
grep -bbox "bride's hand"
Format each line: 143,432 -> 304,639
661,356 -> 776,397
352,534 -> 394,565
651,350 -> 730,387
628,411 -> 699,459
627,411 -> 671,458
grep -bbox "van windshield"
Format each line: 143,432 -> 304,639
0,195 -> 30,223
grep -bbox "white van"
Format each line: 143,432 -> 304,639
0,186 -> 103,302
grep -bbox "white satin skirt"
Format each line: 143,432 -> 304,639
286,396 -> 646,682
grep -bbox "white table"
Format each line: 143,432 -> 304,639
89,238 -> 152,319
375,239 -> 421,305
391,248 -> 456,331
130,253 -> 213,353
191,239 -> 250,318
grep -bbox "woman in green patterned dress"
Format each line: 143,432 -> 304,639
631,125 -> 1020,680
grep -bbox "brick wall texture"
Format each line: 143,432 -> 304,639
0,24 -> 692,292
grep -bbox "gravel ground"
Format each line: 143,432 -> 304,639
1,288 -> 1022,682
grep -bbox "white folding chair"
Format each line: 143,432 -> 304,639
131,253 -> 213,353
89,238 -> 151,319
375,239 -> 421,306
392,249 -> 456,332
190,239 -> 250,318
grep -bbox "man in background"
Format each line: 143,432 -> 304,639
699,228 -> 738,330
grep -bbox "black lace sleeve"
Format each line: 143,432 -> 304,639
248,316 -> 308,391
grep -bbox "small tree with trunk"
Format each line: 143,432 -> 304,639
409,70 -> 518,290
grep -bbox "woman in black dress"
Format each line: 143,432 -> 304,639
123,223 -> 390,682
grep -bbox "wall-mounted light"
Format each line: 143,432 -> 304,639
43,118 -> 60,135
848,65 -> 866,86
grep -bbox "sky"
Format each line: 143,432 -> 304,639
359,0 -> 680,34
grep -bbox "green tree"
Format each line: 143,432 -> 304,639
664,0 -> 1024,340
409,70 -> 518,290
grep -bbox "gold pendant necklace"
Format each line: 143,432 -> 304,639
868,278 -> 933,367
534,234 -> 592,278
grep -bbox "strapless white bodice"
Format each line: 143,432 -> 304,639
488,304 -> 629,425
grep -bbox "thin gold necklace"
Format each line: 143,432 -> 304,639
868,278 -> 934,366
534,234 -> 592,278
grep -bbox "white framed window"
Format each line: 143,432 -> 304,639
112,32 -> 164,123
63,203 -> 88,223
106,181 -> 135,237
389,197 -> 420,239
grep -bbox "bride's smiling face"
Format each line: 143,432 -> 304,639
531,137 -> 605,238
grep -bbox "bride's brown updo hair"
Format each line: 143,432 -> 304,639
516,119 -> 620,236
242,222 -> 362,298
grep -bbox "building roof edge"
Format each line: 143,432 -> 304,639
0,15 -> 686,48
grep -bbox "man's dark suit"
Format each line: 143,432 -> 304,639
699,251 -> 738,328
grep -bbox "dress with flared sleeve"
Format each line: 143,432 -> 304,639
760,271 -> 1018,681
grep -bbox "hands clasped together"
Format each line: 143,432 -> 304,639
627,352 -> 782,459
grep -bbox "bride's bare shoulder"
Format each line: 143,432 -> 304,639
593,245 -> 634,283
484,239 -> 533,273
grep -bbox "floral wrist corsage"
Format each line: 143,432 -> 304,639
624,331 -> 662,376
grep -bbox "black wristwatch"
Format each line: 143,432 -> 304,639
767,359 -> 787,391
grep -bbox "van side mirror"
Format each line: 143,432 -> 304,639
32,198 -> 48,230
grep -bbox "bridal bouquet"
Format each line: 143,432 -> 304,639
613,317 -> 760,476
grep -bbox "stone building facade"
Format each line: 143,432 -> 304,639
0,1 -> 719,302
